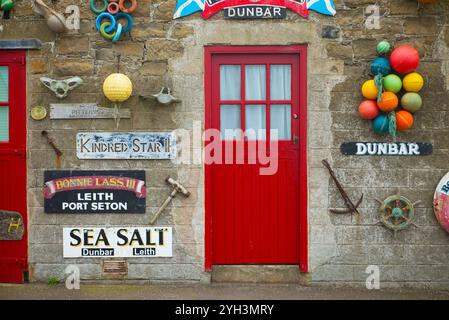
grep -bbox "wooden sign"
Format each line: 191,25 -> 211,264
340,142 -> 433,156
433,172 -> 449,234
50,103 -> 131,119
44,170 -> 146,214
63,227 -> 173,258
76,132 -> 176,159
0,211 -> 24,240
174,0 -> 336,19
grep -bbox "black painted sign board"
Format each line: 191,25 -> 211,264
340,142 -> 433,156
44,170 -> 146,214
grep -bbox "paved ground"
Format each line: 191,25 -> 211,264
1,283 -> 449,300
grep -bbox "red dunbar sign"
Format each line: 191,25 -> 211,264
202,0 -> 309,18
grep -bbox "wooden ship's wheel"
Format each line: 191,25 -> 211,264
375,191 -> 420,236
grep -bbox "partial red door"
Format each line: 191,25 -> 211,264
0,51 -> 27,283
205,46 -> 308,271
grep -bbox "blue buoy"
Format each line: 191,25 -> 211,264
372,114 -> 390,134
371,57 -> 391,76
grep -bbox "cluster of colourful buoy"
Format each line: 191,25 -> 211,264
91,0 -> 136,42
359,42 -> 424,136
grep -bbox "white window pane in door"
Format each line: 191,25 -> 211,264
220,65 -> 241,101
0,106 -> 9,142
0,67 -> 8,102
245,65 -> 266,100
270,104 -> 291,140
245,105 -> 266,140
220,104 -> 241,140
270,65 -> 291,100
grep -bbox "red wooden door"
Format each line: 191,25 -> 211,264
205,46 -> 308,271
0,51 -> 27,283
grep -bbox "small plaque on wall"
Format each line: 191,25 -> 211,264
44,170 -> 146,214
0,211 -> 24,240
50,103 -> 131,119
76,132 -> 176,159
340,142 -> 433,156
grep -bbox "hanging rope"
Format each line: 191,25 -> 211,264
388,111 -> 397,138
374,73 -> 384,103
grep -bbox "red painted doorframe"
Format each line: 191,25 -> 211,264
0,50 -> 28,283
204,45 -> 308,272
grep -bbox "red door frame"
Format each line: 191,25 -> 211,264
0,50 -> 28,283
204,45 -> 308,272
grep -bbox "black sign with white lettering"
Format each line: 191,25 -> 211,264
224,5 -> 286,19
340,142 -> 433,156
44,170 -> 146,214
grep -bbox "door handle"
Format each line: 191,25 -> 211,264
293,136 -> 299,144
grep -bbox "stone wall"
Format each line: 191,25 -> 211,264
0,0 -> 448,287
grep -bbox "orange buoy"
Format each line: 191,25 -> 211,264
396,110 -> 414,131
377,92 -> 398,112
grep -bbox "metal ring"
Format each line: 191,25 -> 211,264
118,0 -> 137,13
100,22 -> 116,40
114,12 -> 133,33
96,12 -> 116,33
107,1 -> 120,14
112,23 -> 123,43
90,0 -> 108,14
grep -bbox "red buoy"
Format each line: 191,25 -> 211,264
390,45 -> 420,74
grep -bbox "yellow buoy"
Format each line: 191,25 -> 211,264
103,73 -> 133,102
361,79 -> 379,100
403,72 -> 424,92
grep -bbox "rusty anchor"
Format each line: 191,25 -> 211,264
41,130 -> 63,169
322,159 -> 363,215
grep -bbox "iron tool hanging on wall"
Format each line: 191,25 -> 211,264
322,159 -> 363,214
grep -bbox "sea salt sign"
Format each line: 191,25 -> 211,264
63,227 -> 173,258
76,132 -> 176,159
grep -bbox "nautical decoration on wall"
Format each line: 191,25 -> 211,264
41,130 -> 63,169
141,87 -> 181,105
340,142 -> 433,156
31,0 -> 67,33
321,159 -> 363,215
40,76 -> 83,99
76,132 -> 177,160
103,55 -> 133,127
30,106 -> 47,121
433,172 -> 449,234
44,170 -> 146,214
150,177 -> 190,225
50,103 -> 131,119
63,227 -> 173,257
359,42 -> 424,137
92,2 -> 134,42
173,0 -> 336,19
375,191 -> 420,236
0,211 -> 24,241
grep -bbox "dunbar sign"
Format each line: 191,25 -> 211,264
173,0 -> 336,19
44,170 -> 146,214
63,227 -> 173,258
76,132 -> 176,160
340,142 -> 433,156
